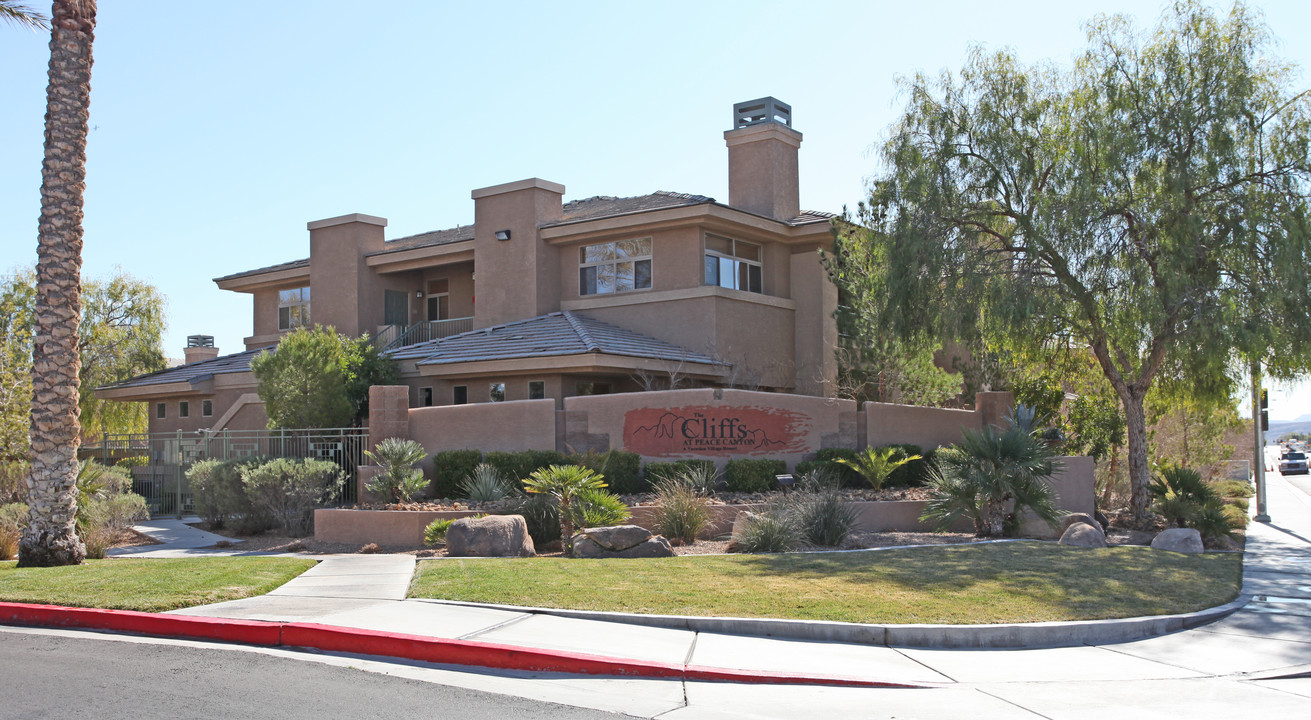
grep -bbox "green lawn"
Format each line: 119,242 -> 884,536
0,557 -> 316,612
410,542 -> 1243,624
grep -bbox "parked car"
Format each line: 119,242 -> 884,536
1279,451 -> 1309,475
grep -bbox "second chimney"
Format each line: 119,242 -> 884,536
184,335 -> 220,365
724,97 -> 802,222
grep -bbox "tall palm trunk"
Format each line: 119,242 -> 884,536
18,0 -> 97,567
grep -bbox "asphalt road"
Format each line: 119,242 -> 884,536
0,629 -> 631,720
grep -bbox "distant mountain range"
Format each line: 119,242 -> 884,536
1269,419 -> 1311,439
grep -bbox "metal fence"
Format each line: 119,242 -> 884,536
98,428 -> 369,517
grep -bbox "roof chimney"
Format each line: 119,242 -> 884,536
184,335 -> 220,365
724,97 -> 802,222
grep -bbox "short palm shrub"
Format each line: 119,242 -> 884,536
431,449 -> 483,498
724,459 -> 786,493
734,503 -> 801,553
920,424 -> 1062,537
458,463 -> 513,502
0,502 -> 27,560
571,488 -> 632,529
814,448 -> 864,487
792,470 -> 858,547
423,517 -> 456,547
652,471 -> 713,544
364,438 -> 428,503
1150,463 -> 1238,543
241,458 -> 342,536
836,447 -> 922,491
522,464 -> 607,556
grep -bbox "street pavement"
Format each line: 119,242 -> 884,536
80,467 -> 1311,717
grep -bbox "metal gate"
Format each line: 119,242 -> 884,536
99,428 -> 369,517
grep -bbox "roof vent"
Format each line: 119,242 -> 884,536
187,335 -> 215,348
733,97 -> 791,129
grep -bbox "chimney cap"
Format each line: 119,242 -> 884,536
733,97 -> 791,130
187,335 -> 215,348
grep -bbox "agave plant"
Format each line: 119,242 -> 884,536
458,463 -> 513,502
522,464 -> 607,556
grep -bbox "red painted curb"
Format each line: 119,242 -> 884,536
0,601 -> 281,646
0,602 -> 922,688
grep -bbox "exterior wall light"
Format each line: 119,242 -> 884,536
494,229 -> 512,241
415,290 -> 424,298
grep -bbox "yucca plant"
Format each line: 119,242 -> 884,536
735,503 -> 800,553
458,463 -> 513,502
364,438 -> 428,504
522,464 -> 607,556
836,447 -> 922,491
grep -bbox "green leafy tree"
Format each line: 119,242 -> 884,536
20,0 -> 98,567
847,2 -> 1311,526
1,269 -> 167,462
251,327 -> 398,429
522,464 -> 607,557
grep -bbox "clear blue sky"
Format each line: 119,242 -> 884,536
2,1 -> 1310,419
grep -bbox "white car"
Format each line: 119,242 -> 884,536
1279,451 -> 1308,475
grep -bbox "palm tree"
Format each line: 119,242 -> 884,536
522,465 -> 607,557
0,1 -> 49,30
18,0 -> 97,567
835,447 -> 922,490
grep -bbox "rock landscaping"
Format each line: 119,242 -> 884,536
445,515 -> 536,558
571,525 -> 675,559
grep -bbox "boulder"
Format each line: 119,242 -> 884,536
446,515 -> 536,557
1059,522 -> 1108,548
572,532 -> 674,559
578,525 -> 651,552
1061,513 -> 1100,532
1150,527 -> 1204,554
1093,510 -> 1110,533
725,511 -> 758,553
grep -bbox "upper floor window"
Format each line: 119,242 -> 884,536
704,235 -> 762,294
278,287 -> 311,331
579,238 -> 652,296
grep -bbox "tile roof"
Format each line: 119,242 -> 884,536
391,311 -> 725,368
213,258 -> 309,283
366,224 -> 475,255
98,347 -> 266,391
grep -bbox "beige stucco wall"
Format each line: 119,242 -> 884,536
407,399 -> 558,473
308,216 -> 387,337
864,401 -> 984,450
472,180 -> 564,328
421,262 -> 475,320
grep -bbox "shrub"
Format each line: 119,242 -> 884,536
115,456 -> 149,469
187,459 -> 228,528
814,448 -> 864,487
241,458 -> 342,536
458,463 -> 514,502
835,447 -> 922,491
571,487 -> 631,529
879,444 -> 933,487
431,450 -> 483,499
364,438 -> 428,503
522,464 -> 606,556
0,502 -> 27,560
423,517 -> 456,546
188,457 -> 274,534
1,460 -> 28,504
506,494 -> 560,547
792,473 -> 858,547
79,492 -> 149,559
1150,464 -> 1239,543
485,450 -> 566,488
652,476 -> 711,544
570,450 -> 644,494
1212,479 -> 1254,499
645,460 -> 716,488
724,459 -> 786,493
734,504 -> 800,553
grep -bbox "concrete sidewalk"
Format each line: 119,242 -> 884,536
154,474 -> 1311,687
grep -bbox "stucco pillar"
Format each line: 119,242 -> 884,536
367,385 -> 411,451
790,246 -> 837,396
975,391 -> 1015,430
307,213 -> 388,337
724,120 -> 802,221
470,178 -> 564,328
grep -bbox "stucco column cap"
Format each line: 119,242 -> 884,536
307,213 -> 388,230
471,177 -> 566,199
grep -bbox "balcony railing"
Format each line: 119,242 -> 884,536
379,316 -> 474,351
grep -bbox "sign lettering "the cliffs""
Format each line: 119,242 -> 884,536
622,406 -> 809,456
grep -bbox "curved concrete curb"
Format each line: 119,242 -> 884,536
0,602 -> 924,689
416,595 -> 1253,650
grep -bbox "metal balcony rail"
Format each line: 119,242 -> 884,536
381,316 -> 474,351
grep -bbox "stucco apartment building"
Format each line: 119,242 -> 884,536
98,98 -> 841,433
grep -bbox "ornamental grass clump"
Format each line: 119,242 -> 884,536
652,469 -> 713,545
0,503 -> 27,561
734,503 -> 801,554
364,438 -> 428,504
792,469 -> 858,547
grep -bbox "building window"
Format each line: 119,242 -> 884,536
427,279 -> 450,321
179,401 -> 190,418
201,400 -> 213,417
579,238 -> 652,296
420,387 -> 433,407
278,287 -> 311,330
575,381 -> 612,396
489,382 -> 506,402
704,235 -> 762,293
155,402 -> 166,419
528,381 -> 545,400
453,386 -> 468,405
